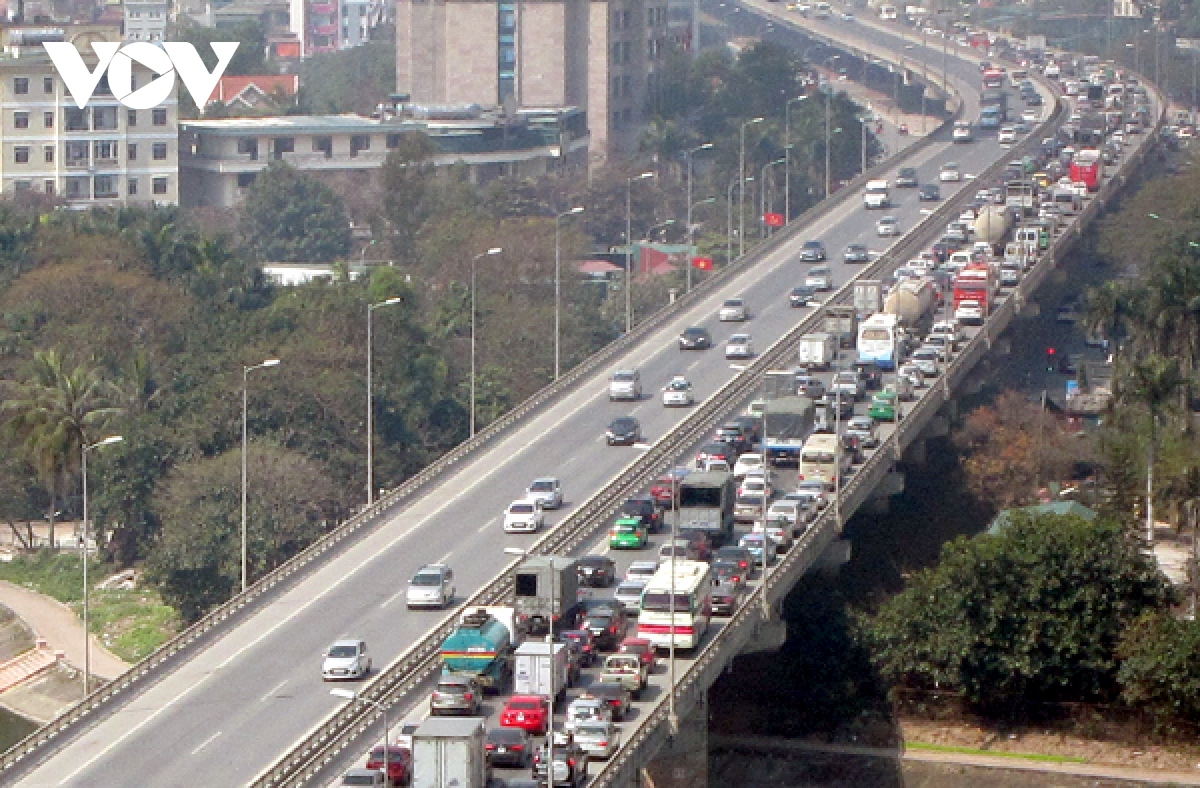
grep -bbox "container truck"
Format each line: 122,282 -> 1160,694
853,280 -> 883,319
512,641 -> 569,702
677,471 -> 736,544
1069,148 -> 1102,191
411,717 -> 491,788
762,396 -> 816,466
513,556 -> 581,636
883,278 -> 936,327
1005,180 -> 1036,216
822,304 -> 858,348
762,368 -> 797,399
440,607 -> 516,690
953,263 -> 995,323
972,205 -> 1013,253
980,89 -> 1007,125
796,332 -> 837,370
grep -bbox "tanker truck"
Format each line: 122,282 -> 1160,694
440,607 -> 517,691
972,205 -> 1013,255
883,278 -> 936,328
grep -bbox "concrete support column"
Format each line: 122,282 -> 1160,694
643,692 -> 709,788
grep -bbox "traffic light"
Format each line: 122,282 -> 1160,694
1047,347 -> 1056,371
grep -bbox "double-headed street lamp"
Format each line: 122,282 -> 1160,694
685,143 -> 714,293
727,175 -> 753,265
784,95 -> 807,223
760,157 -> 787,239
242,358 -> 280,594
822,56 -> 841,199
739,117 -> 765,258
554,207 -> 585,380
81,434 -> 122,695
331,688 -> 391,780
367,297 -> 403,506
625,172 -> 655,334
470,247 -> 504,439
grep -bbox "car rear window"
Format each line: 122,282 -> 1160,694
509,699 -> 542,710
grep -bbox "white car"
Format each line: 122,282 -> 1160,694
719,298 -> 748,321
898,363 -> 926,389
574,720 -> 619,760
725,333 -> 754,359
733,452 -> 764,479
525,477 -> 563,509
1022,108 -> 1038,123
876,216 -> 900,237
955,299 -> 985,325
625,560 -> 660,584
766,500 -> 802,527
738,476 -> 771,499
565,697 -> 612,733
614,580 -> 645,610
910,347 -> 941,377
753,517 -> 794,552
805,266 -> 834,291
322,639 -> 371,681
504,498 -> 545,533
406,564 -> 455,608
661,375 -> 694,407
930,319 -> 963,347
998,125 -> 1017,144
939,162 -> 962,182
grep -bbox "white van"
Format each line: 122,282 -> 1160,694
863,180 -> 890,209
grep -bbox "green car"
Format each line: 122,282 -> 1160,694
868,391 -> 901,422
609,518 -> 648,549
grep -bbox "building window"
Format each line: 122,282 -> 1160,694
94,107 -> 118,130
127,143 -> 137,161
65,176 -> 89,199
14,147 -> 29,164
127,109 -> 137,127
43,111 -> 53,128
44,179 -> 54,195
612,111 -> 621,130
612,43 -> 620,64
14,180 -> 31,192
237,138 -> 258,159
14,112 -> 28,129
312,136 -> 333,157
611,77 -> 620,99
13,78 -> 28,95
623,108 -> 632,123
65,141 -> 89,166
623,10 -> 631,27
152,142 -> 168,160
94,141 -> 118,163
128,178 -> 137,196
43,76 -> 53,93
272,137 -> 294,159
152,108 -> 167,126
350,135 -> 370,157
65,108 -> 89,131
94,175 -> 118,198
43,146 -> 53,163
152,177 -> 167,195
386,134 -> 402,149
624,42 -> 632,63
237,172 -> 256,188
622,76 -> 632,98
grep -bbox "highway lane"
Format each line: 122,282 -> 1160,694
19,22 -> 1003,788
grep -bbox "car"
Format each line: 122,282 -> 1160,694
532,733 -> 589,788
582,606 -> 628,650
876,216 -> 900,237
910,347 -> 941,377
600,652 -> 648,697
895,167 -> 919,187
732,452 -> 764,479
341,768 -> 387,786
897,363 -> 925,389
789,284 -> 821,307
767,499 -> 803,527
606,416 -> 642,446
998,125 -> 1017,144
617,637 -> 656,671
738,532 -> 778,566
695,441 -> 736,467
322,639 -> 371,681
713,560 -> 748,589
500,694 -> 551,735
609,518 -> 649,549
939,162 -> 962,182
614,580 -> 645,609
734,493 -> 766,523
607,369 -> 641,401
658,539 -> 700,564
955,299 -> 985,324
1025,92 -> 1043,106
918,183 -> 941,201
678,326 -> 713,350
485,727 -> 532,768
661,375 -> 694,407
728,414 -> 761,443
365,744 -> 412,786
625,561 -> 659,584
843,243 -> 870,262
430,673 -> 482,715
649,467 -> 689,507
580,680 -> 632,720
1022,108 -> 1038,123
573,720 -> 619,760
725,333 -> 754,359
846,415 -> 879,448
677,529 -> 714,562
565,696 -> 612,733
503,498 -> 545,533
799,239 -> 827,261
839,10 -> 854,20
525,477 -> 563,509
618,495 -> 662,532
737,474 -> 771,499
923,333 -> 953,357
719,298 -> 748,321
753,516 -> 794,552
560,629 -> 598,667
715,545 -> 754,574
806,265 -> 834,291
406,564 -> 455,608
832,370 -> 866,401
577,554 -> 617,587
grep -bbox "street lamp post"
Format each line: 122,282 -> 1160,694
688,196 -> 716,289
685,143 -> 713,293
81,434 -> 122,695
625,172 -> 655,334
331,688 -> 390,780
784,96 -> 807,224
823,57 -> 840,199
367,297 -> 403,506
554,207 -> 584,380
760,157 -> 787,239
505,547 -> 556,785
739,117 -> 765,257
470,247 -> 503,439
727,175 -> 753,265
242,358 -> 280,594
759,390 -> 772,618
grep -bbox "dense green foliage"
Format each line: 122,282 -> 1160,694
1117,611 -> 1200,731
239,163 -> 353,262
298,40 -> 397,115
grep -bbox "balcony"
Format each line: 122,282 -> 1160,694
309,3 -> 335,14
312,23 -> 337,35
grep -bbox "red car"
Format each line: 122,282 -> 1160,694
500,695 -> 551,735
618,637 -> 656,671
366,745 -> 412,786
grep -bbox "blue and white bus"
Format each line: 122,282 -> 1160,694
856,313 -> 901,369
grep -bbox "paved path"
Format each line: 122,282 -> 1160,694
0,582 -> 129,680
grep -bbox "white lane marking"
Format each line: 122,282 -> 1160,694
260,679 -> 288,701
436,552 -> 453,565
381,588 -> 408,609
191,732 -> 221,756
477,517 -> 498,534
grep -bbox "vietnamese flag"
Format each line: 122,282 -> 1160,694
764,212 -> 785,228
692,256 -> 714,271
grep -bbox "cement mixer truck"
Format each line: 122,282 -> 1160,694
972,205 -> 1012,255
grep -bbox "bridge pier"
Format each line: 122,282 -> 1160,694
642,693 -> 709,788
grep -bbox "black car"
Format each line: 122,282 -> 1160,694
1025,92 -> 1043,106
896,167 -> 919,187
582,607 -> 627,650
618,495 -> 662,533
820,390 -> 855,418
853,360 -> 884,391
576,555 -> 616,587
713,560 -> 747,590
695,441 -> 736,466
843,243 -> 870,263
606,417 -> 641,446
715,545 -> 754,574
560,629 -> 597,666
485,726 -> 531,768
711,583 -> 744,616
532,737 -> 588,787
727,414 -> 761,443
789,285 -> 819,307
714,425 -> 752,454
799,239 -> 827,261
678,326 -> 713,349
918,183 -> 941,201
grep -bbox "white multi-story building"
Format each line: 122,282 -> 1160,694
124,0 -> 169,42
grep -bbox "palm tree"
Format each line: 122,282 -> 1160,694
1121,354 -> 1185,548
1083,280 -> 1130,395
1,350 -> 124,548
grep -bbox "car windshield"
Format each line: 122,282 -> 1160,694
803,240 -> 822,249
723,299 -> 743,307
328,645 -> 358,658
684,328 -> 705,337
615,524 -> 639,534
411,572 -> 441,586
585,616 -> 612,628
529,480 -> 554,491
611,418 -> 636,430
667,380 -> 688,391
730,335 -> 750,344
616,583 -> 643,596
578,723 -> 609,737
510,503 -> 535,513
613,371 -> 636,382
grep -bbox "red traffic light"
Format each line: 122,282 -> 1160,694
1047,347 -> 1056,355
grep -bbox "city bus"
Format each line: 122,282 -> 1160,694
636,560 -> 714,651
856,313 -> 901,369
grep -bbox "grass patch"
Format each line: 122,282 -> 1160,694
0,551 -> 179,664
906,741 -> 1090,764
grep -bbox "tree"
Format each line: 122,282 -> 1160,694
1117,612 -> 1200,731
865,513 -> 1172,717
239,163 -> 352,263
298,40 -> 396,115
1121,355 -> 1185,545
147,444 -> 340,620
1,350 -> 123,547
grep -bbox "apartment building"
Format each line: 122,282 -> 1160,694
179,105 -> 588,208
288,0 -> 383,55
0,30 -> 179,205
124,0 -> 168,42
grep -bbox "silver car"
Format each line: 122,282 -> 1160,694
614,580 -> 645,609
608,369 -> 642,401
573,720 -> 619,760
430,674 -> 482,716
526,477 -> 563,509
565,696 -> 612,733
910,347 -> 941,377
406,564 -> 455,608
322,639 -> 371,681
